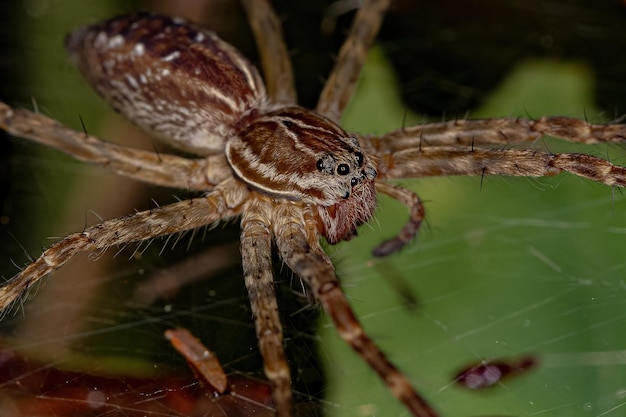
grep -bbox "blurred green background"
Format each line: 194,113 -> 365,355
326,49 -> 626,417
2,1 -> 626,417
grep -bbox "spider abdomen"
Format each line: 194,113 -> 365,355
65,13 -> 267,156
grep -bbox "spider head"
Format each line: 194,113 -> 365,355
227,106 -> 377,243
228,106 -> 376,189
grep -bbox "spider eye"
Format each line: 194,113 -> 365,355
355,152 -> 364,167
351,177 -> 358,186
316,159 -> 325,171
364,166 -> 377,180
337,164 -> 350,175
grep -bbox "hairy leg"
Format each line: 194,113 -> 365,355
0,180 -> 248,313
373,182 -> 425,257
241,196 -> 292,417
376,146 -> 626,187
316,0 -> 391,122
368,117 -> 626,152
241,0 -> 297,105
0,102 -> 230,190
273,201 -> 438,417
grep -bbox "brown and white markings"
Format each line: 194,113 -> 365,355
2,1 -> 626,416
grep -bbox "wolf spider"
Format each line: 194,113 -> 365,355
2,0 -> 626,416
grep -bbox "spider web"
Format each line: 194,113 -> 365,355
2,1 -> 626,417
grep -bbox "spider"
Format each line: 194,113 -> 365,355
2,0 -> 626,416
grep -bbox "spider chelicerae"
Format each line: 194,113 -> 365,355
2,1 -> 626,416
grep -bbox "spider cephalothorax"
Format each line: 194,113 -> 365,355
3,1 -> 626,417
229,106 -> 378,243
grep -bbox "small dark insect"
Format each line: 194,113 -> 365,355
453,356 -> 537,390
2,0 -> 626,416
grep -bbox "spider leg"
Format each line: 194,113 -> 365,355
369,117 -> 626,152
373,182 -> 425,257
240,197 -> 291,417
376,146 -> 626,187
0,180 -> 248,313
0,102 -> 230,191
273,202 -> 438,417
241,0 -> 297,105
316,0 -> 390,122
